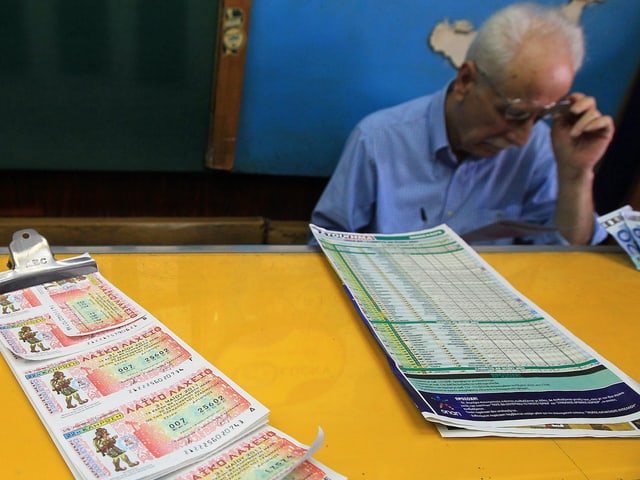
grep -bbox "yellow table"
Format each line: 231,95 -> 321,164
1,247 -> 638,479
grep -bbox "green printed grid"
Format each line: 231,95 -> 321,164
399,358 -> 599,374
408,362 -> 620,395
320,239 -> 463,256
321,236 -> 604,378
325,248 -> 426,369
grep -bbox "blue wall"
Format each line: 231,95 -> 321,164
234,0 -> 640,176
1,1 -> 637,176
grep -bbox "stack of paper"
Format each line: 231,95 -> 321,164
0,230 -> 345,479
598,204 -> 640,271
310,224 -> 640,438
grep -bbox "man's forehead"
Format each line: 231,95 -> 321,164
500,54 -> 574,103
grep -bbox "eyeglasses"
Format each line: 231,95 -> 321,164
477,67 -> 571,122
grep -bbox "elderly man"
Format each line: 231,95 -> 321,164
311,3 -> 614,245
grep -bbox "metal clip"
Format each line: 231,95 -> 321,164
0,229 -> 97,294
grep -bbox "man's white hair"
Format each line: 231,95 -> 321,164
465,2 -> 585,81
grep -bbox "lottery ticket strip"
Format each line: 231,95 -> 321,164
598,204 -> 640,270
310,224 -> 640,438
0,230 -> 345,480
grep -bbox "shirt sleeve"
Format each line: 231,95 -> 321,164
310,127 -> 378,234
516,127 -> 607,246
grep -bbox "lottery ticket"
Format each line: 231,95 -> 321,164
34,272 -> 145,335
598,205 -> 640,270
0,288 -> 41,317
55,366 -> 269,479
0,272 -> 145,338
622,209 -> 640,252
167,426 -> 346,480
0,312 -> 154,361
16,320 -> 195,421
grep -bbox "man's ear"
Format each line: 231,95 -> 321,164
451,60 -> 477,100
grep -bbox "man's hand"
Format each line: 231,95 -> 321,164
550,92 -> 614,244
550,92 -> 614,175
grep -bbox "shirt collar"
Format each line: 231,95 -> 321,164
429,81 -> 458,165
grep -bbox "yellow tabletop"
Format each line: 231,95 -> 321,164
1,248 -> 639,479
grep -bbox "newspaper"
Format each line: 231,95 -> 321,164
310,224 -> 640,437
0,268 -> 345,479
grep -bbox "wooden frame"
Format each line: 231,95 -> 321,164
0,217 -> 310,246
206,0 -> 252,170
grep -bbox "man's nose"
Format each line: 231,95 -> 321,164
505,120 -> 535,147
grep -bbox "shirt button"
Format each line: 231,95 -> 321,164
446,211 -> 453,217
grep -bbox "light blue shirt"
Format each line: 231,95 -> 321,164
311,85 -> 606,246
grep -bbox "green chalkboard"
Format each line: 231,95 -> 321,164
0,0 -> 219,172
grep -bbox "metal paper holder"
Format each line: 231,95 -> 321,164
0,229 -> 97,294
